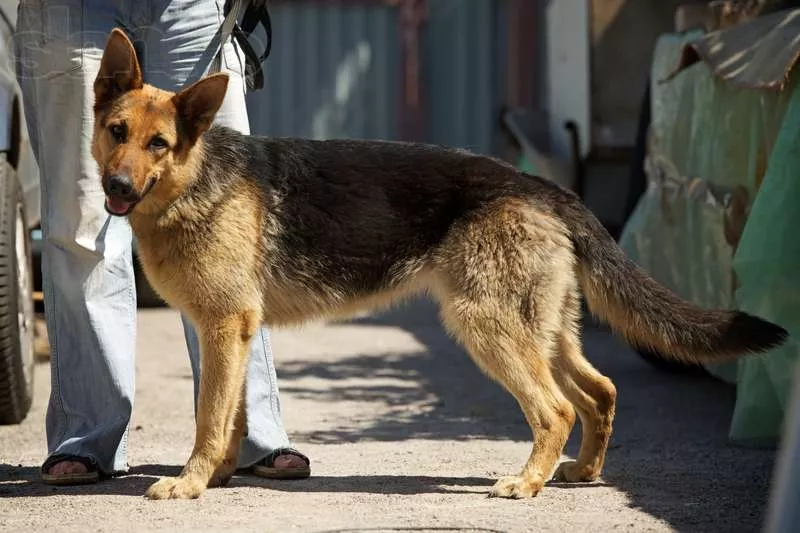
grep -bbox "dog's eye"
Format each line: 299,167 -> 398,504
109,124 -> 126,143
148,136 -> 169,151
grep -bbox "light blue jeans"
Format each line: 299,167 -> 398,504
15,0 -> 292,474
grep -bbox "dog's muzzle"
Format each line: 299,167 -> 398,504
104,173 -> 139,216
104,174 -> 156,216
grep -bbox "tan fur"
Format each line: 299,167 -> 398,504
90,29 -> 783,501
430,200 -> 584,496
87,30 -> 622,500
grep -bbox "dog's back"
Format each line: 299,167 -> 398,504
189,127 -> 543,302
184,125 -> 787,361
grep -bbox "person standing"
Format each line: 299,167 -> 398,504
14,0 -> 309,484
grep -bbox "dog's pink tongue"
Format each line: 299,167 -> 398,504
106,196 -> 132,215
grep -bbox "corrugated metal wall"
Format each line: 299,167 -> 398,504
424,0 -> 503,153
245,1 -> 504,155
245,3 -> 401,140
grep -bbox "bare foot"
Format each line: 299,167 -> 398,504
271,454 -> 307,470
41,458 -> 98,485
48,460 -> 88,476
251,450 -> 311,479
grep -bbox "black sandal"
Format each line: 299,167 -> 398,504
41,454 -> 100,486
251,448 -> 310,480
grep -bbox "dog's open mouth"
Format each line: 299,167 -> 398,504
104,176 -> 157,217
105,196 -> 137,216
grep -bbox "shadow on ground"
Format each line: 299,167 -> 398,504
280,296 -> 775,533
279,298 -> 528,444
0,464 -> 181,498
0,463 -> 494,497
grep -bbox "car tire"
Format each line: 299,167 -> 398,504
0,153 -> 35,424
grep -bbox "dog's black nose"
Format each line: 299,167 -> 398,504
107,174 -> 134,198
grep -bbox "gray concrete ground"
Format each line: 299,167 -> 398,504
0,298 -> 778,532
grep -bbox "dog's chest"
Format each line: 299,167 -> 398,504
134,222 -> 261,315
135,232 -> 197,304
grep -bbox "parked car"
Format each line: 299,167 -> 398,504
0,2 -> 42,425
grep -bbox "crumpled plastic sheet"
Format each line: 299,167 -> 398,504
662,8 -> 800,92
619,31 -> 799,444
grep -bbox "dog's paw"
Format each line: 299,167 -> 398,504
488,475 -> 542,499
208,464 -> 235,488
145,476 -> 206,500
552,461 -> 599,483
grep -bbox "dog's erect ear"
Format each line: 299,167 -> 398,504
171,73 -> 229,144
94,28 -> 143,109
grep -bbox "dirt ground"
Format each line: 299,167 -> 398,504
0,298 -> 779,532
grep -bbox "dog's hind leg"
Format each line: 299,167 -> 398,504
433,200 -> 580,498
438,293 -> 576,498
552,288 -> 617,482
145,310 -> 259,500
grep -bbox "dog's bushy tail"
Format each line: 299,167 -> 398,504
550,186 -> 788,363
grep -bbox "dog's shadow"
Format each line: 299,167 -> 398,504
0,463 -> 555,497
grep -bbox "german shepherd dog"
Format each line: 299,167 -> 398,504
92,29 -> 787,500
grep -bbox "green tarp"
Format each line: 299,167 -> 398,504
618,32 -> 799,444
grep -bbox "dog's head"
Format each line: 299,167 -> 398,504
92,28 -> 229,217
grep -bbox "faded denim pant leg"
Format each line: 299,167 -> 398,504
15,0 -> 291,474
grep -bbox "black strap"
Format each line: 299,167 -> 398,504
224,0 -> 273,91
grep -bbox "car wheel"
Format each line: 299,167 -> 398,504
0,154 -> 35,424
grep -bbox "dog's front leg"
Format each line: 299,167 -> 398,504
145,312 -> 257,500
